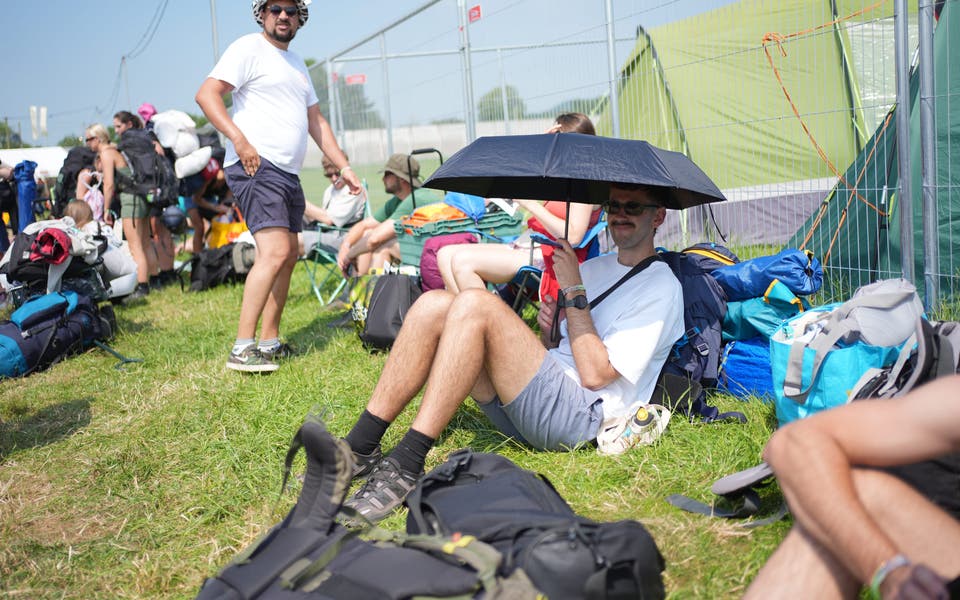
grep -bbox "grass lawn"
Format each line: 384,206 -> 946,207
0,176 -> 789,598
0,263 -> 787,599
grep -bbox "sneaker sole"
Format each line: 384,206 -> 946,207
225,361 -> 279,373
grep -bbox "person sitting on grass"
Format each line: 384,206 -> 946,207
339,182 -> 684,523
745,375 -> 960,600
335,154 -> 442,277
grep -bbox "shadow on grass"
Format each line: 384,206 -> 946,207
286,312 -> 355,355
0,397 -> 92,460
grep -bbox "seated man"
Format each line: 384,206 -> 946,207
299,153 -> 365,256
745,375 -> 960,599
340,183 -> 685,522
336,153 -> 442,276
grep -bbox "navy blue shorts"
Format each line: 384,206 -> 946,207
224,158 -> 305,234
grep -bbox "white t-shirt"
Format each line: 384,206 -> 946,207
209,33 -> 319,175
319,184 -> 365,227
549,255 -> 685,419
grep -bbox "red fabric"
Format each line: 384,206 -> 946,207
201,158 -> 221,182
30,228 -> 71,265
418,232 -> 478,291
526,202 -> 602,300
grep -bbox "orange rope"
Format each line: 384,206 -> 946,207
762,0 -> 890,251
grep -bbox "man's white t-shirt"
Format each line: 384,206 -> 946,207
549,255 -> 685,420
320,184 -> 366,227
208,33 -> 319,175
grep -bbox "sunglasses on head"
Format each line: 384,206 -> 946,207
601,200 -> 660,216
267,5 -> 298,17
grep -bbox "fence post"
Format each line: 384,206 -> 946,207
894,0 -> 914,285
919,0 -> 939,311
458,0 -> 477,143
380,33 -> 395,157
498,48 -> 511,135
604,0 -> 620,138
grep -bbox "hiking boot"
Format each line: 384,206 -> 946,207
286,419 -> 354,531
259,342 -> 296,361
342,457 -> 420,524
350,444 -> 383,480
226,345 -> 279,373
596,404 -> 671,456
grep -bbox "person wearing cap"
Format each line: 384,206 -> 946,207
137,103 -> 158,132
745,375 -> 960,599
196,0 -> 361,373
299,153 -> 366,256
335,153 -> 442,277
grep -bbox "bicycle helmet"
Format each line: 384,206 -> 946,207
252,0 -> 310,27
161,205 -> 188,234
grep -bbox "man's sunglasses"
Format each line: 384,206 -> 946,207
267,5 -> 298,17
85,136 -> 97,143
601,201 -> 660,216
323,171 -> 339,179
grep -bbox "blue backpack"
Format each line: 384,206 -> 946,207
654,246 -> 746,422
0,291 -> 112,378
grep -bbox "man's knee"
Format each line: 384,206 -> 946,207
447,288 -> 507,325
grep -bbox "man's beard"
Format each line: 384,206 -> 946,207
267,26 -> 296,44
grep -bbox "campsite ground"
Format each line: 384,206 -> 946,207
0,167 -> 787,598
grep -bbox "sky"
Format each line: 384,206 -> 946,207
0,0 -> 733,147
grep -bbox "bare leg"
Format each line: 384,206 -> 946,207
236,227 -> 295,340
450,244 -> 530,291
151,217 -> 175,271
411,290 -> 546,438
436,244 -> 462,293
746,468 -> 960,599
258,231 -> 299,341
188,208 -> 204,254
123,216 -> 156,284
364,290 -> 456,422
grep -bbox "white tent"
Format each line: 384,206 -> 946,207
0,146 -> 69,179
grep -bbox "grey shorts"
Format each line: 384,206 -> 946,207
225,159 -> 305,234
477,353 -> 603,450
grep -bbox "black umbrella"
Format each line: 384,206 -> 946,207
423,132 -> 726,211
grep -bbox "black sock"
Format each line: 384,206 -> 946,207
388,429 -> 435,475
344,410 -> 390,455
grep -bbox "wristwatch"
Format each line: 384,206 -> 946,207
562,293 -> 589,310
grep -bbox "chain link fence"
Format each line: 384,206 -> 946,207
307,0 -> 959,305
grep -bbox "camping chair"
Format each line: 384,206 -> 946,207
498,215 -> 608,317
300,182 -> 370,307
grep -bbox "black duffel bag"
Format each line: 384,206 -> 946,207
359,273 -> 422,351
405,450 -> 666,600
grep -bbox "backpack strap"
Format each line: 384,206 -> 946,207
551,254 -> 661,345
782,291 -> 919,402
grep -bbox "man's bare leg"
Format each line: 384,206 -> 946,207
746,468 -> 960,599
236,227 -> 293,340
259,231 -> 299,341
411,289 -> 546,438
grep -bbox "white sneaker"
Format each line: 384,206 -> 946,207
597,404 -> 671,456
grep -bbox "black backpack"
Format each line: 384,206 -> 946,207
52,146 -> 96,218
359,273 -> 422,351
654,245 -> 745,423
116,129 -> 179,208
188,243 -> 246,292
195,419 -> 541,600
405,449 -> 667,600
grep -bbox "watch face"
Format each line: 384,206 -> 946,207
570,294 -> 588,309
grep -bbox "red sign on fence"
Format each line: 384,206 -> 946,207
345,74 -> 367,86
468,4 -> 482,23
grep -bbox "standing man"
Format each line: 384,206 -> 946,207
196,0 -> 362,373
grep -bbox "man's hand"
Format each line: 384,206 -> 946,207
881,563 -> 948,600
538,293 -> 561,348
234,136 -> 260,176
551,239 -> 582,290
340,168 -> 363,195
337,242 -> 353,276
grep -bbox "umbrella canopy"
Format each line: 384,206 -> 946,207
423,133 -> 726,210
